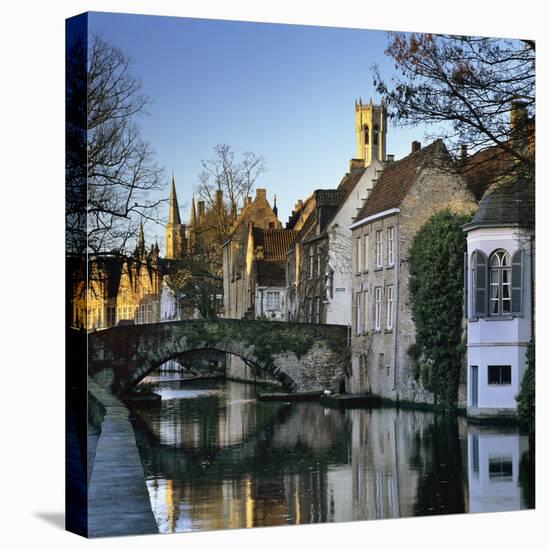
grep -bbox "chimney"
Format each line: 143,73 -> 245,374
411,141 -> 422,153
349,158 -> 366,172
386,154 -> 395,163
197,200 -> 205,220
215,189 -> 223,209
255,188 -> 267,200
510,100 -> 528,144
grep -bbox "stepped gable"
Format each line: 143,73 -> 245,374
355,139 -> 451,221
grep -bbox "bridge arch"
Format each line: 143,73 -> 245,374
128,346 -> 297,392
87,319 -> 349,396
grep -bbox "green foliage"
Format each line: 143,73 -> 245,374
409,210 -> 472,409
517,339 -> 535,432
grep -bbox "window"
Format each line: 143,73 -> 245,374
373,124 -> 379,146
316,244 -> 321,277
489,250 -> 511,315
511,250 -> 524,315
306,298 -> 313,322
363,234 -> 369,272
375,230 -> 383,268
386,285 -> 394,330
266,291 -> 281,310
314,296 -> 320,324
488,365 -> 511,385
356,237 -> 362,274
374,287 -> 382,331
363,125 -> 369,145
356,292 -> 362,335
387,227 -> 394,266
489,458 -> 513,480
309,245 -> 314,279
471,250 -> 488,317
363,290 -> 368,332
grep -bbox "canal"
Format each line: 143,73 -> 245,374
128,374 -> 534,534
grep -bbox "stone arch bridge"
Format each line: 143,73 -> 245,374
87,319 -> 350,395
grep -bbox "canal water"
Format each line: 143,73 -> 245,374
128,374 -> 534,534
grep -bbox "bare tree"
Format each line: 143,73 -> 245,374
372,33 -> 535,174
197,144 -> 266,233
66,33 -> 165,257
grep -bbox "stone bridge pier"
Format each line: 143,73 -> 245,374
87,319 -> 350,395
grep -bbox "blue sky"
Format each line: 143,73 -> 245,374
88,12 -> 432,250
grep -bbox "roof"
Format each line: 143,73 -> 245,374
460,146 -> 514,201
263,229 -> 299,260
462,173 -> 534,231
355,139 -> 451,221
252,227 -> 298,260
168,176 -> 182,225
315,189 -> 347,207
255,260 -> 286,287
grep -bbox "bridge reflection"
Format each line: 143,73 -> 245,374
128,378 -> 534,533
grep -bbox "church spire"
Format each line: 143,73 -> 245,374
168,174 -> 182,225
137,221 -> 145,254
273,194 -> 278,218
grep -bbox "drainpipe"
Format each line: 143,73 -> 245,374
392,218 -> 400,393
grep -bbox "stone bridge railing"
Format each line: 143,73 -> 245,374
87,319 -> 350,395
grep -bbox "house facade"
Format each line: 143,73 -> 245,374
463,177 -> 534,420
222,189 -> 296,383
348,139 -> 478,402
324,161 -> 384,325
285,189 -> 346,323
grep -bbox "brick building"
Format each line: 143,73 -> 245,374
348,139 -> 477,402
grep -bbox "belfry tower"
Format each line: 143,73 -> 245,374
165,175 -> 187,260
355,98 -> 387,166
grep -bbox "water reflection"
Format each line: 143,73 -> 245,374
128,377 -> 533,533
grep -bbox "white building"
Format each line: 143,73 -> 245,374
160,277 -> 180,322
324,159 -> 384,326
463,177 -> 534,420
467,427 -> 530,512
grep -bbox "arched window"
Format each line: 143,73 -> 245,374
489,249 -> 511,315
471,250 -> 488,317
373,124 -> 379,145
363,125 -> 369,145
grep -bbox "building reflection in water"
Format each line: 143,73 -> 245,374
467,426 -> 530,513
129,377 -> 534,534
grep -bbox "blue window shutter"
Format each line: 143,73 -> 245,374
511,250 -> 523,316
474,250 -> 488,317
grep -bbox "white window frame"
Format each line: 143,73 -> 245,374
356,236 -> 362,274
387,227 -> 394,266
363,290 -> 368,332
376,230 -> 383,268
266,291 -> 281,311
356,291 -> 362,335
374,287 -> 382,331
386,285 -> 394,330
309,246 -> 314,279
363,234 -> 369,272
